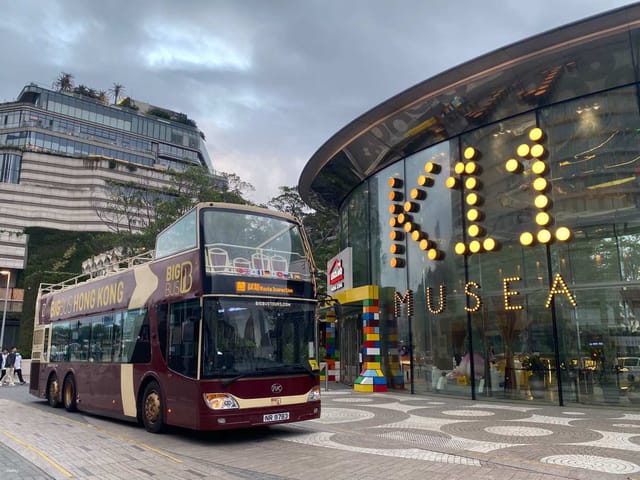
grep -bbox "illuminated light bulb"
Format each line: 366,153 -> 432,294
537,229 -> 552,243
419,239 -> 431,250
529,127 -> 544,142
533,177 -> 548,191
464,161 -> 478,175
534,194 -> 550,209
483,237 -> 497,251
389,230 -> 404,241
466,208 -> 481,222
454,162 -> 466,175
397,213 -> 411,224
468,224 -> 484,237
404,222 -> 418,232
530,144 -> 545,158
390,243 -> 404,254
388,177 -> 403,188
455,242 -> 467,255
389,204 -> 402,214
417,175 -> 434,187
517,143 -> 530,158
424,162 -> 441,174
427,248 -> 441,260
410,188 -> 426,200
390,257 -> 405,268
463,147 -> 476,160
445,177 -> 458,189
466,192 -> 480,205
389,190 -> 403,201
535,211 -> 551,226
411,230 -> 424,241
505,158 -> 522,173
469,240 -> 482,253
531,160 -> 547,175
464,177 -> 479,190
555,226 -> 572,242
404,201 -> 419,212
389,217 -> 398,228
520,231 -> 535,246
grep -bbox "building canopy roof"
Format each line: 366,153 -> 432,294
298,3 -> 640,211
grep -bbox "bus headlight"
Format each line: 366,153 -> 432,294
307,386 -> 321,402
203,393 -> 240,410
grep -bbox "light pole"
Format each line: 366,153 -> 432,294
0,270 -> 10,349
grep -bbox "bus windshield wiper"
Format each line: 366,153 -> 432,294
221,372 -> 251,386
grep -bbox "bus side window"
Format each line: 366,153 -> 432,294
157,304 -> 168,363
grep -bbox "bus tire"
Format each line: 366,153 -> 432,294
63,375 -> 78,412
47,375 -> 61,408
141,381 -> 164,433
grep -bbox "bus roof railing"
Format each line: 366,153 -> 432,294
38,249 -> 155,295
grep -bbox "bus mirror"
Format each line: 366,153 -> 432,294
333,303 -> 343,321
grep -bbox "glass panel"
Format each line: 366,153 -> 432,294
168,300 -> 200,377
201,298 -> 316,379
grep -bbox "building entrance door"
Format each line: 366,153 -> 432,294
340,310 -> 362,386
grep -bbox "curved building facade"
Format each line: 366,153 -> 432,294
300,4 -> 640,405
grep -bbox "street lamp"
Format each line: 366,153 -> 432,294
0,270 -> 10,349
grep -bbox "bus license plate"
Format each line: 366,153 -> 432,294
263,412 -> 289,422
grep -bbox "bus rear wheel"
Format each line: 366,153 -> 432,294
63,375 -> 78,412
47,376 -> 61,408
141,381 -> 164,433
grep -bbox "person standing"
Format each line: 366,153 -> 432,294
1,347 -> 15,386
0,348 -> 6,382
13,347 -> 25,385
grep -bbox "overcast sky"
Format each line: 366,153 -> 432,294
0,0 -> 633,205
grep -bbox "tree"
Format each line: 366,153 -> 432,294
53,72 -> 74,92
109,83 -> 125,104
96,166 -> 255,251
268,186 -> 312,219
268,186 -> 339,294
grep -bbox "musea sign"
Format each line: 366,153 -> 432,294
327,247 -> 353,294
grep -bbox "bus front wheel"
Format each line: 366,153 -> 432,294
141,381 -> 164,433
63,375 -> 78,412
47,376 -> 61,408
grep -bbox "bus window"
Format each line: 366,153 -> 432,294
157,303 -> 168,363
51,321 -> 70,362
121,309 -> 150,363
168,300 -> 200,378
92,314 -> 114,362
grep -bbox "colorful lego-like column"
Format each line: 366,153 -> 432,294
321,322 -> 340,382
354,298 -> 387,392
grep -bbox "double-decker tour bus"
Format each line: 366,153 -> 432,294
30,202 -> 321,432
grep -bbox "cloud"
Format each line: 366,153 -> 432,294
0,0 -> 632,205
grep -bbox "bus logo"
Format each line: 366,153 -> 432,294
271,383 -> 283,394
236,281 -> 247,292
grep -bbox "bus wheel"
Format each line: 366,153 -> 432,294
142,381 -> 164,433
47,376 -> 61,408
63,375 -> 78,412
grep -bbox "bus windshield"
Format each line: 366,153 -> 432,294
202,209 -> 312,279
201,297 -> 316,379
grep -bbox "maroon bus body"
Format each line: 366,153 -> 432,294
30,205 -> 320,432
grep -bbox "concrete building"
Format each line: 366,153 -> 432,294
0,83 -> 217,347
300,4 -> 640,406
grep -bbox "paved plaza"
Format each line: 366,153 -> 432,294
1,383 -> 640,479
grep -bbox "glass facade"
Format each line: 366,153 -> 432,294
0,84 -> 209,177
303,6 -> 640,406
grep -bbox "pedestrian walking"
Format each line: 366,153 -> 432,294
0,347 -> 16,386
13,347 -> 25,385
0,348 -> 6,382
